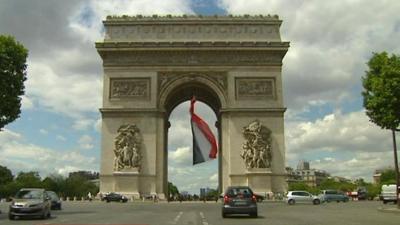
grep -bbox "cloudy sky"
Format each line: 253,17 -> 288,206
0,0 -> 399,194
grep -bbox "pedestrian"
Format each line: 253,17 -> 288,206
88,192 -> 92,201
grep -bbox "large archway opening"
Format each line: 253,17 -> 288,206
163,82 -> 222,200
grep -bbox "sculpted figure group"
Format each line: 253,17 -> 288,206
113,124 -> 142,171
240,120 -> 272,169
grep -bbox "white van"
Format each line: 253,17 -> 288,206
381,184 -> 398,204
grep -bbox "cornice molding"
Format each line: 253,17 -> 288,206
104,14 -> 281,24
96,41 -> 290,50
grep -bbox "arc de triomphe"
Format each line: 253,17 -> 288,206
96,15 -> 289,199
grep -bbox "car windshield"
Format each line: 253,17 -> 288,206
15,190 -> 43,199
226,187 -> 253,197
47,192 -> 59,200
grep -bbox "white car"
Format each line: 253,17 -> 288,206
287,191 -> 321,205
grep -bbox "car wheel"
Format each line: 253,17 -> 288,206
222,212 -> 227,218
41,210 -> 47,219
337,200 -> 340,203
313,199 -> 320,205
288,199 -> 295,205
106,199 -> 110,203
383,200 -> 387,204
250,212 -> 258,218
8,214 -> 15,220
47,210 -> 51,218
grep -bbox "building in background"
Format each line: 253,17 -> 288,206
199,187 -> 211,198
286,160 -> 330,187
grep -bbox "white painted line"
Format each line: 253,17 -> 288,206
199,212 -> 210,225
199,211 -> 205,219
171,211 -> 183,224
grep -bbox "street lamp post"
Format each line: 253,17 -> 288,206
392,130 -> 399,208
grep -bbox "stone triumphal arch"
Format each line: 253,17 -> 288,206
96,15 -> 289,199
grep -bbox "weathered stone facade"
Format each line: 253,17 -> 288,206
97,15 -> 289,198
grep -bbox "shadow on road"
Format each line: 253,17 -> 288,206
224,215 -> 265,219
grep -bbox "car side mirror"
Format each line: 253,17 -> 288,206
45,197 -> 51,201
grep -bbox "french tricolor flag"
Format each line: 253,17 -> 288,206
190,97 -> 218,165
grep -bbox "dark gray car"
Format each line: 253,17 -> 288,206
222,186 -> 258,218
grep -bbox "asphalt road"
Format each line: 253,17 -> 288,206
0,200 -> 399,225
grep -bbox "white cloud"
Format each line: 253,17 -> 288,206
39,129 -> 48,135
209,173 -> 218,182
286,110 -> 392,155
0,129 -> 22,142
285,109 -> 400,180
169,147 -> 191,165
72,118 -> 97,131
219,0 -> 400,114
56,135 -> 67,142
21,96 -> 34,110
26,61 -> 102,118
311,151 -> 393,181
94,118 -> 102,133
0,129 -> 98,177
78,135 -> 94,150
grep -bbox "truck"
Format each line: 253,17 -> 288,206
381,184 -> 398,204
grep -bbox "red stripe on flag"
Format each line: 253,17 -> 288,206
190,97 -> 218,159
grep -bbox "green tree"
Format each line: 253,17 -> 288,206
362,51 -> 400,208
168,182 -> 179,199
380,169 -> 397,185
0,165 -> 13,185
0,180 -> 21,199
0,35 -> 28,130
15,171 -> 42,188
65,174 -> 98,199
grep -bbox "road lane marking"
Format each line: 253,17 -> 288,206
199,212 -> 205,219
171,211 -> 183,224
199,212 -> 210,225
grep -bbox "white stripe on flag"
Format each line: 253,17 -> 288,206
192,120 -> 212,163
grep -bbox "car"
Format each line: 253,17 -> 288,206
286,191 -> 321,205
45,191 -> 62,210
320,190 -> 349,203
221,186 -> 258,218
103,192 -> 128,203
8,188 -> 51,220
357,187 -> 368,200
254,193 -> 265,202
381,184 -> 398,204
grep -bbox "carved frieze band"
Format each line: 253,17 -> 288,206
105,25 -> 280,41
235,77 -> 275,99
102,51 -> 283,66
110,78 -> 150,99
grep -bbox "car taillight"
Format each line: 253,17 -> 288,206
252,195 -> 257,203
224,195 -> 230,204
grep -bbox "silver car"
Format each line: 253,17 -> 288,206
287,191 -> 321,205
8,188 -> 51,220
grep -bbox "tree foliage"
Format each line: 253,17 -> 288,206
380,169 -> 397,185
168,182 -> 179,196
0,166 -> 99,200
15,171 -> 42,188
362,52 -> 400,130
0,165 -> 13,185
0,35 -> 28,130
